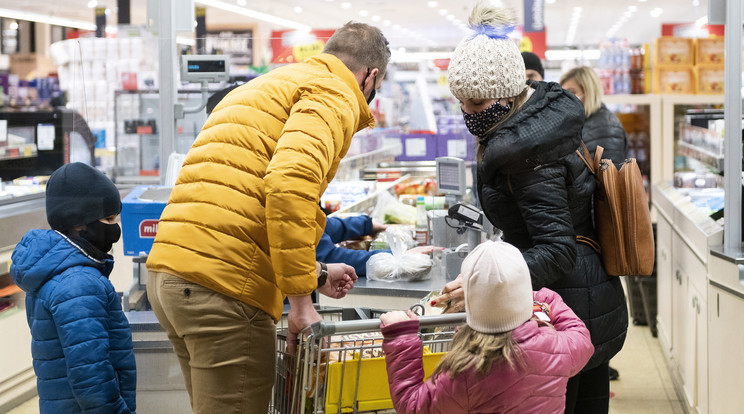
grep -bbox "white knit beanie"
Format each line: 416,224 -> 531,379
462,240 -> 533,334
448,4 -> 526,100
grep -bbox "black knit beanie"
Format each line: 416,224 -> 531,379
521,51 -> 544,79
46,163 -> 122,231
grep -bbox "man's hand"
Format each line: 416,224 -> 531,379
318,263 -> 357,299
286,295 -> 322,356
405,245 -> 445,255
371,220 -> 388,237
430,274 -> 465,313
380,310 -> 418,327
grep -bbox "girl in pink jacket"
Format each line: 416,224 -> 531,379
380,240 -> 594,414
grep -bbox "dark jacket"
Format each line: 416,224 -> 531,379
11,229 -> 136,413
582,103 -> 628,166
477,81 -> 627,370
316,215 -> 387,276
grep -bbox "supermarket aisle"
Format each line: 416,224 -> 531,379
7,319 -> 684,414
609,320 -> 684,414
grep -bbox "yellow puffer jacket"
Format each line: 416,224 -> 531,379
146,53 -> 374,321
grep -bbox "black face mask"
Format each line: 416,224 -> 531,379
79,220 -> 121,254
462,100 -> 511,137
362,68 -> 377,105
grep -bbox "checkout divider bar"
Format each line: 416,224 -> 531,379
308,312 -> 467,338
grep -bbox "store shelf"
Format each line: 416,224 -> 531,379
677,141 -> 725,171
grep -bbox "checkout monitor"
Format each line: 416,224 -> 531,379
436,157 -> 466,197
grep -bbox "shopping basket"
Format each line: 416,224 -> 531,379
270,310 -> 466,414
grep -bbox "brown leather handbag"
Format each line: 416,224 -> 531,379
576,142 -> 655,276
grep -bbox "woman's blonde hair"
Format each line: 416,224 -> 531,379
475,87 -> 532,162
560,66 -> 603,117
432,324 -> 523,379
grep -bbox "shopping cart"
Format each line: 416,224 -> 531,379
270,309 -> 466,414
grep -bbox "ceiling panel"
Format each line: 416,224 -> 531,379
0,0 -> 709,49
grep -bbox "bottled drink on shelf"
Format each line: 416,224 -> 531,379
415,195 -> 429,246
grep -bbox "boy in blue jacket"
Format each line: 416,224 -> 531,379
11,162 -> 136,414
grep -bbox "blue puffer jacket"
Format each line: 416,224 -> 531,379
316,216 -> 388,276
11,229 -> 136,414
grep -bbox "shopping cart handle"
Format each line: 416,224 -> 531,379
307,313 -> 467,339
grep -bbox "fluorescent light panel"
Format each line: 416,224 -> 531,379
0,7 -> 96,30
195,0 -> 311,31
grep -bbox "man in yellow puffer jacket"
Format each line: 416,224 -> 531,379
145,22 -> 389,414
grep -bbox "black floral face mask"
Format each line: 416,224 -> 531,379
462,101 -> 511,137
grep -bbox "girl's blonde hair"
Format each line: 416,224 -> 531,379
432,324 -> 523,379
475,87 -> 532,162
560,66 -> 603,117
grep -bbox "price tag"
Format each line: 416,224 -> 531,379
37,124 -> 56,150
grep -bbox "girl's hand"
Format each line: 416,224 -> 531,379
405,245 -> 445,255
380,310 -> 418,327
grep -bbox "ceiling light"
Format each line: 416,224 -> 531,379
650,7 -> 663,17
382,19 -> 391,26
692,0 -> 700,5
371,15 -> 380,22
546,0 -> 556,3
545,49 -> 600,61
340,2 -> 351,9
195,0 -> 311,31
628,5 -> 638,12
9,21 -> 17,30
439,9 -> 448,16
294,6 -> 302,13
427,1 -> 438,7
638,0 -> 647,2
87,0 -> 97,8
0,7 -> 96,30
392,24 -> 401,30
359,10 -> 369,17
573,6 -> 582,12
237,0 -> 246,5
446,14 -> 455,21
453,19 -> 461,24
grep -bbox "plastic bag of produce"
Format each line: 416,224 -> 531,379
371,191 -> 417,225
366,227 -> 432,282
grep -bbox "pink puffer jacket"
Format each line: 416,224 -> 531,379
382,288 -> 593,414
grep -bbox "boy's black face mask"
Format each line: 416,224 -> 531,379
79,220 -> 121,254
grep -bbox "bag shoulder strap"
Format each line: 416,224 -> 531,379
575,141 -> 604,175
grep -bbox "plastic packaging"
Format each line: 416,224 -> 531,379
366,226 -> 432,283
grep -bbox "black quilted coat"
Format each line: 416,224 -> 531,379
477,81 -> 628,370
582,103 -> 628,167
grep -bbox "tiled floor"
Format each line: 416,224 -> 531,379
609,321 -> 685,414
7,316 -> 685,414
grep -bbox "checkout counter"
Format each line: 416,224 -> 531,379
117,156 -> 484,413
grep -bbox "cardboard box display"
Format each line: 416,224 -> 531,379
654,65 -> 695,94
654,37 -> 694,65
695,37 -> 724,65
394,133 -> 438,162
696,65 -> 725,94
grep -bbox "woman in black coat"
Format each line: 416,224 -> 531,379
433,4 -> 627,413
560,66 -> 628,166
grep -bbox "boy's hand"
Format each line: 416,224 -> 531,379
380,310 -> 418,327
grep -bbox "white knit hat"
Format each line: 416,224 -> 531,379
448,4 -> 526,100
462,240 -> 533,334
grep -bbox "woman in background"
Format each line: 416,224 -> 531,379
560,66 -> 628,166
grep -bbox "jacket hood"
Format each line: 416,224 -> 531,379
11,229 -> 113,293
480,81 -> 585,176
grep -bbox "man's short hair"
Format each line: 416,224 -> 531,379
323,21 -> 390,77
